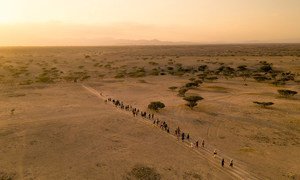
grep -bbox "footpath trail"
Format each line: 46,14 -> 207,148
82,84 -> 263,180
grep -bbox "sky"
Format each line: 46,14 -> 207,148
0,0 -> 300,46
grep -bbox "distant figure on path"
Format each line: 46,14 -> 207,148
11,109 -> 15,115
187,134 -> 190,140
221,158 -> 225,167
195,141 -> 199,148
229,160 -> 233,167
213,149 -> 217,157
181,132 -> 185,141
202,140 -> 205,148
176,127 -> 181,136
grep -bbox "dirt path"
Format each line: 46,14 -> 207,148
82,84 -> 263,180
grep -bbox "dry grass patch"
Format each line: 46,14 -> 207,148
125,165 -> 161,180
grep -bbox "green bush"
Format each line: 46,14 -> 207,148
148,101 -> 165,111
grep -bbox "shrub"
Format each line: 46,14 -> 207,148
168,86 -> 178,91
185,82 -> 199,88
149,61 -> 158,66
237,65 -> 247,71
150,68 -> 159,76
81,75 -> 91,81
278,89 -> 298,97
194,80 -> 203,84
36,74 -> 54,83
178,88 -> 189,97
253,75 -> 270,82
126,165 -> 161,180
114,73 -> 125,78
281,72 -> 295,81
272,80 -> 285,86
253,101 -> 274,107
205,76 -> 218,82
198,65 -> 208,71
184,96 -> 204,109
148,101 -> 165,111
128,68 -> 146,77
260,64 -> 272,72
189,77 -> 196,81
0,171 -> 16,180
167,66 -> 174,71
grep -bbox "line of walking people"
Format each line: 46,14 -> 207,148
105,96 -> 234,168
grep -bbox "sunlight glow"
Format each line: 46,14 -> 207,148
0,0 -> 299,45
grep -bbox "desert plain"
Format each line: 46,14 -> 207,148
0,44 -> 299,179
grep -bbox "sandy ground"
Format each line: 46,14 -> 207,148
0,45 -> 300,179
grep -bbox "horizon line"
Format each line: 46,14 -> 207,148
1,42 -> 300,48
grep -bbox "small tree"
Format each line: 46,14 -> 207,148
148,101 -> 165,111
253,101 -> 274,108
184,96 -> 204,109
278,89 -> 298,97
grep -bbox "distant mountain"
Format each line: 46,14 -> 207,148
96,38 -> 195,46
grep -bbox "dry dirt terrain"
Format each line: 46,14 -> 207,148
0,45 -> 300,179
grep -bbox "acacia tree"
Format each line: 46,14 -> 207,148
148,101 -> 165,111
183,96 -> 204,109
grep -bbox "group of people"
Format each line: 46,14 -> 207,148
153,119 -> 170,133
175,126 -> 190,142
222,158 -> 234,168
105,96 -> 234,168
107,98 -> 153,119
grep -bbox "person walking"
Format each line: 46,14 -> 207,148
221,158 -> 225,167
213,149 -> 217,158
229,160 -> 233,167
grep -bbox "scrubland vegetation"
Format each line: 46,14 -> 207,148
0,45 -> 299,179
